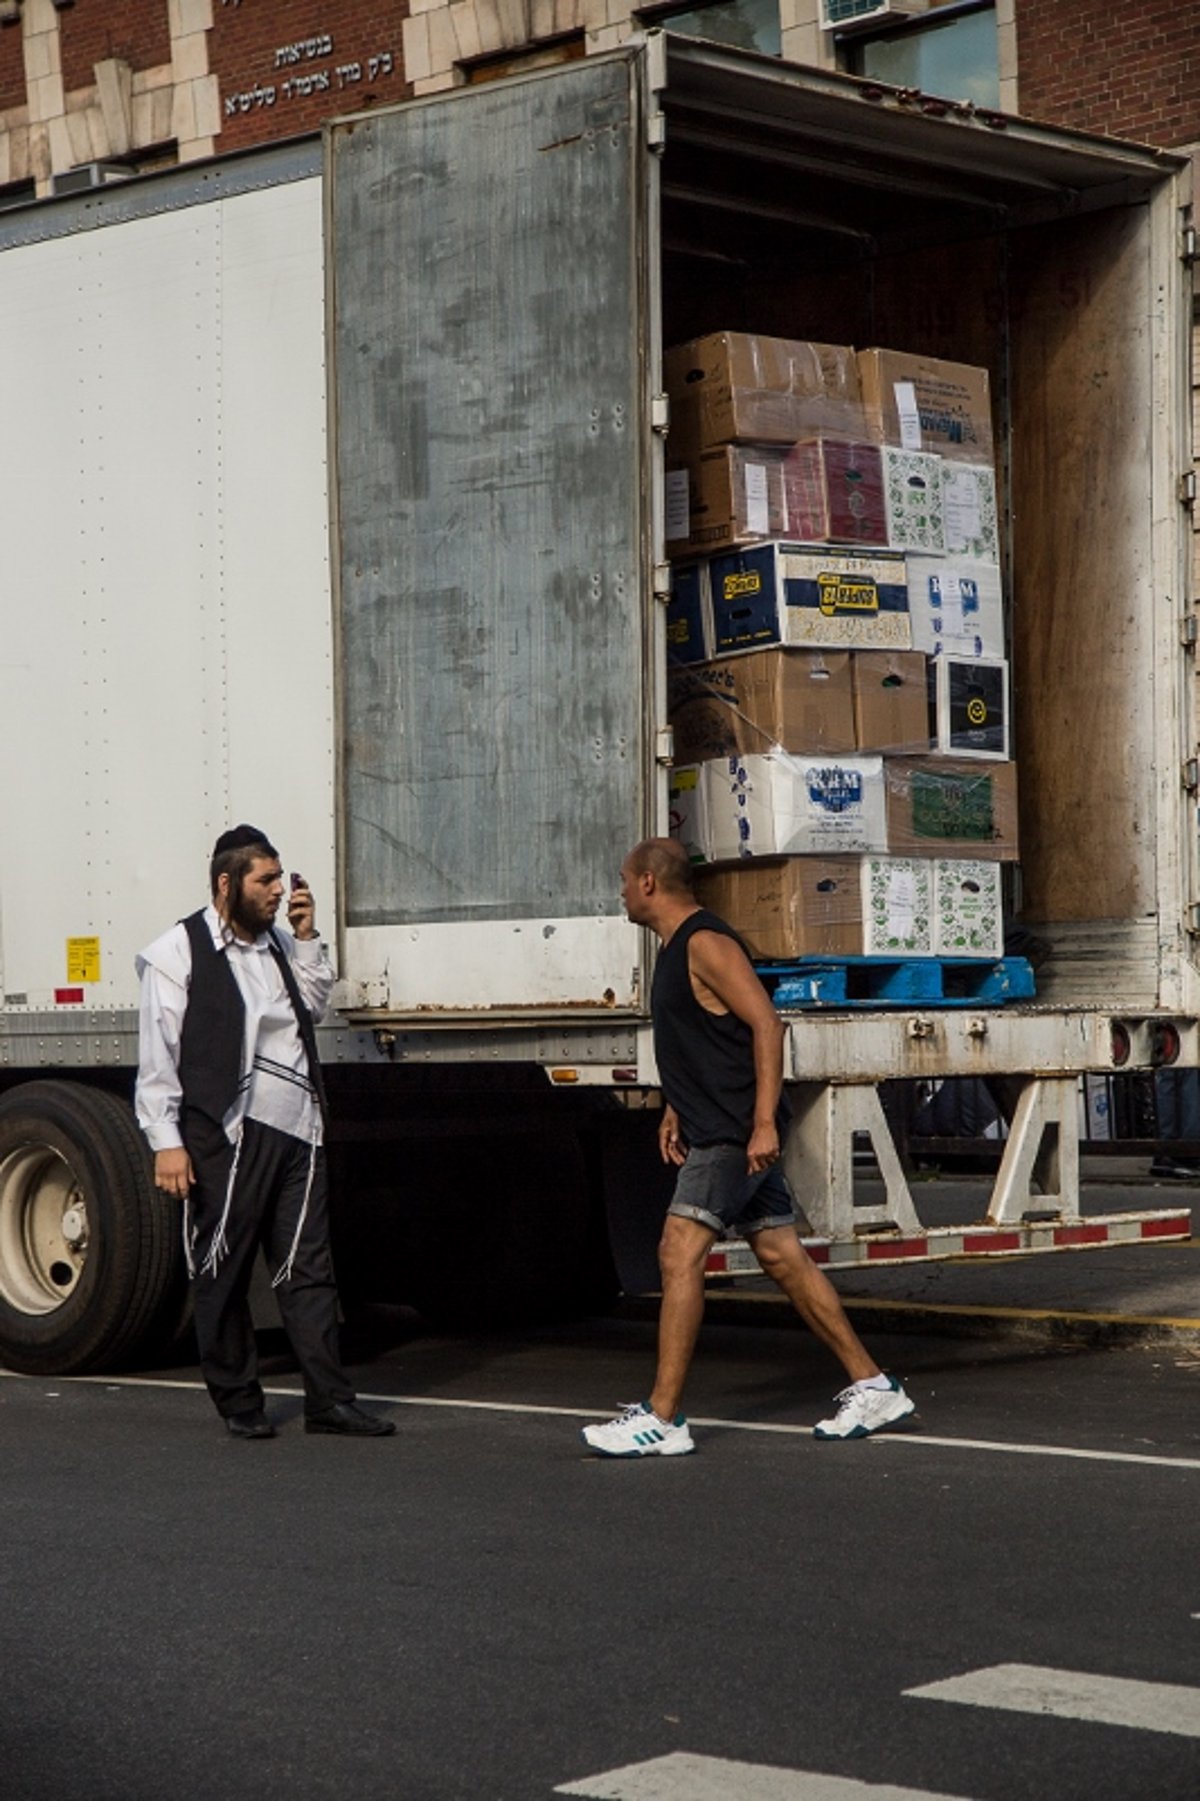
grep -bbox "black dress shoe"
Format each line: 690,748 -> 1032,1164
225,1409 -> 276,1439
305,1401 -> 396,1437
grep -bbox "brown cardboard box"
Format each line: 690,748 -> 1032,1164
853,651 -> 931,754
665,332 -> 863,454
669,648 -> 856,763
695,857 -> 864,960
666,445 -> 789,556
858,349 -> 994,464
886,756 -> 1019,861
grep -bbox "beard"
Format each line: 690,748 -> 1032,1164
226,878 -> 274,939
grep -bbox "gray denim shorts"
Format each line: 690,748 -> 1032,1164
668,1142 -> 797,1237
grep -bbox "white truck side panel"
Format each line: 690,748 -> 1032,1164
0,176 -> 335,1015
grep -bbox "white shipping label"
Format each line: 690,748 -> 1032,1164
665,469 -> 691,542
887,865 -> 917,936
894,380 -> 922,451
944,467 -> 983,549
743,462 -> 770,536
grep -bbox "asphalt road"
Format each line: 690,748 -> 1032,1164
3,1304 -> 1199,1801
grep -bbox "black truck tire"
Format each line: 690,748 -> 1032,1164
0,1080 -> 184,1375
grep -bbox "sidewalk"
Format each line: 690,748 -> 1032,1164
710,1158 -> 1200,1345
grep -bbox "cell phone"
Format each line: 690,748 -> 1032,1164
290,872 -> 306,892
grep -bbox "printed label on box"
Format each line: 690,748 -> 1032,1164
894,380 -> 922,452
744,462 -> 770,536
665,469 -> 691,542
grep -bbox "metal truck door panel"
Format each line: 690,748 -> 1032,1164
327,54 -> 652,1014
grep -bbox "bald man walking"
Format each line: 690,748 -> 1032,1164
582,838 -> 913,1456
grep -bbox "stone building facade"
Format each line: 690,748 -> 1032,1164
0,0 -> 1194,201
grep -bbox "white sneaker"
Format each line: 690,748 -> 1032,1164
813,1376 -> 915,1440
581,1401 -> 695,1458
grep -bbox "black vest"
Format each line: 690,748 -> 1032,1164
650,908 -> 787,1149
177,910 -> 329,1133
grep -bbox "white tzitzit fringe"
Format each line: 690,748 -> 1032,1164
199,1123 -> 243,1279
181,1191 -> 197,1280
272,1131 -> 318,1289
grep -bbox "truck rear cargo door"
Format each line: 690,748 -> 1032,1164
327,52 -> 654,1015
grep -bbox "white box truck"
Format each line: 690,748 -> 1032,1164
0,35 -> 1193,1374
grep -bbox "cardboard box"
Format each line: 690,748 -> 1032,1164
933,656 -> 1010,760
906,555 -> 1004,659
665,332 -> 862,454
666,445 -> 789,555
883,447 -> 945,553
934,858 -> 1004,958
709,543 -> 911,654
668,648 -> 855,763
694,857 -> 864,960
852,650 -> 931,755
707,753 -> 887,860
886,757 -> 1019,861
861,856 -> 935,956
668,764 -> 711,865
780,439 -> 888,546
941,462 -> 999,561
666,561 -> 712,665
858,348 -> 993,464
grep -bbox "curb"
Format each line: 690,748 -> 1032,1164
688,1288 -> 1200,1347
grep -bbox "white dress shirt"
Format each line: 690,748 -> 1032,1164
135,904 -> 334,1151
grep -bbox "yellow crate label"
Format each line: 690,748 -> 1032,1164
722,570 -> 763,601
67,937 -> 101,984
817,573 -> 880,616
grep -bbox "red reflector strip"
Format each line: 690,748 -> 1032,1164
963,1231 -> 1023,1254
807,1243 -> 830,1264
1141,1216 -> 1190,1239
1054,1223 -> 1110,1247
55,988 -> 84,1005
867,1237 -> 926,1259
705,1252 -> 728,1274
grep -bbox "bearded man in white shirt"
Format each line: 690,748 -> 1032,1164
135,824 -> 394,1440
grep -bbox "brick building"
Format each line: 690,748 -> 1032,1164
0,0 -> 1196,203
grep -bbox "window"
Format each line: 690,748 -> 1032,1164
841,1 -> 998,109
644,0 -> 782,59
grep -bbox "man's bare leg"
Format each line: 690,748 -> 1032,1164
649,1214 -> 717,1422
750,1225 -> 880,1383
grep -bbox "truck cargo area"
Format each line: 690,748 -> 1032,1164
653,37 -> 1191,1017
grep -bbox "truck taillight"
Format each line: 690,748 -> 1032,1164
1150,1021 -> 1182,1066
1111,1021 -> 1132,1066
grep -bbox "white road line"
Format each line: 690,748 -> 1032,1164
553,1752 -> 974,1801
2,1369 -> 1199,1472
905,1664 -> 1200,1739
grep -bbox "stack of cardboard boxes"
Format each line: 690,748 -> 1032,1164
664,331 -> 1016,964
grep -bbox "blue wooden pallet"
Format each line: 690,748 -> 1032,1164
761,955 -> 1036,1010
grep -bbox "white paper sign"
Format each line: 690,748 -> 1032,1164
665,469 -> 690,542
886,865 -> 917,937
743,461 -> 770,536
943,467 -> 983,549
894,379 -> 922,451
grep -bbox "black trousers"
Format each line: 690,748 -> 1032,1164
183,1112 -> 355,1419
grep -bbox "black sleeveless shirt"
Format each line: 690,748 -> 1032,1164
651,908 -> 787,1149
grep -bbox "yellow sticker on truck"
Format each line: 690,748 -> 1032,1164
66,937 -> 101,983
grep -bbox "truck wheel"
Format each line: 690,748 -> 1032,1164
0,1081 -> 183,1375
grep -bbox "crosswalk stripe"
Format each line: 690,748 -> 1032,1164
553,1752 -> 974,1800
905,1663 -> 1200,1739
